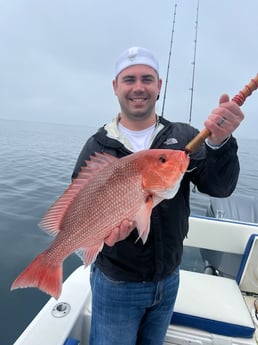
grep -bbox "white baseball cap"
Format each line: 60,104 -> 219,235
114,47 -> 159,77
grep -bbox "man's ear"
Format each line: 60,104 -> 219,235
112,79 -> 118,96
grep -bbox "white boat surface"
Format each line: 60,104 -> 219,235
201,194 -> 258,278
13,215 -> 258,345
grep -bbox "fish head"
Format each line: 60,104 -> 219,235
136,149 -> 190,199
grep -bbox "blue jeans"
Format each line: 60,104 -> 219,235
89,265 -> 179,345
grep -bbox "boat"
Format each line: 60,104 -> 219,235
13,213 -> 258,345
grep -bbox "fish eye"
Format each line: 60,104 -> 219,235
159,155 -> 167,163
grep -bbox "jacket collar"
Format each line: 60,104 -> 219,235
104,114 -> 165,151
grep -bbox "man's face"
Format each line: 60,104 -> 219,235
113,64 -> 162,122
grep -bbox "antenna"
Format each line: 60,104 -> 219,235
188,0 -> 200,124
161,3 -> 177,117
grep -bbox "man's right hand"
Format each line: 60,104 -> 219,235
104,219 -> 136,247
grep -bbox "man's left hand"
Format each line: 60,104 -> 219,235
204,94 -> 245,146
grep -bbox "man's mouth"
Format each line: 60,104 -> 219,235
128,97 -> 147,102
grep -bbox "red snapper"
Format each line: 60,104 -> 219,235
11,149 -> 189,299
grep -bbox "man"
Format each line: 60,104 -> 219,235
72,47 -> 244,345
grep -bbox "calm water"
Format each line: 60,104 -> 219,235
1,119 -> 257,344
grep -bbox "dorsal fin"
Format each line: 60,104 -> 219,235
38,152 -> 118,236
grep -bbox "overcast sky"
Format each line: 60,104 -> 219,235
1,0 -> 258,139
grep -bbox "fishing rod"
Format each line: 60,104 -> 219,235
161,3 -> 177,117
185,74 -> 258,154
188,0 -> 200,125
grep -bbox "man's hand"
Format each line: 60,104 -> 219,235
204,94 -> 244,146
104,219 -> 136,247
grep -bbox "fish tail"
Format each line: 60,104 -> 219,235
11,252 -> 62,299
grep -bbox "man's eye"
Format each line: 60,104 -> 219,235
142,77 -> 154,83
123,78 -> 135,83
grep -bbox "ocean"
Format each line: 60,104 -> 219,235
1,118 -> 257,345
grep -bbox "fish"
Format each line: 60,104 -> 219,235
11,149 -> 189,299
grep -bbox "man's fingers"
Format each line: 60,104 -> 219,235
104,220 -> 136,247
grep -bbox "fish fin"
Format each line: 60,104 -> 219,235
83,152 -> 118,170
11,252 -> 62,300
75,248 -> 87,263
135,195 -> 154,244
39,152 -> 118,236
75,242 -> 104,267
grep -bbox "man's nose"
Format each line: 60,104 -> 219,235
132,80 -> 145,92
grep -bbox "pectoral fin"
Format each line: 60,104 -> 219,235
135,195 -> 154,244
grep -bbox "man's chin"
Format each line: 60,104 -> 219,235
129,111 -> 151,121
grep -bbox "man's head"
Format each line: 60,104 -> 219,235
113,47 -> 162,129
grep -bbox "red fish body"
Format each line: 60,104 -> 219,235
11,149 -> 189,299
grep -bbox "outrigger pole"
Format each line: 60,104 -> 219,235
161,3 -> 177,117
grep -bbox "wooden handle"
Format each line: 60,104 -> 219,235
185,74 -> 258,154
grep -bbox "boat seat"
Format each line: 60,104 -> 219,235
171,235 -> 258,338
63,338 -> 79,345
206,194 -> 258,223
202,195 -> 258,278
171,270 -> 255,338
237,233 -> 258,294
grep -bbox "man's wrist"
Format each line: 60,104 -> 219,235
205,136 -> 230,150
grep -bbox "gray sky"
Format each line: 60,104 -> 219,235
1,0 -> 258,139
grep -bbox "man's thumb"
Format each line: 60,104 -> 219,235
219,93 -> 230,105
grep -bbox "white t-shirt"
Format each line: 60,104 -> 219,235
118,122 -> 156,152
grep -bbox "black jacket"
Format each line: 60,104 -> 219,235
72,116 -> 240,282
